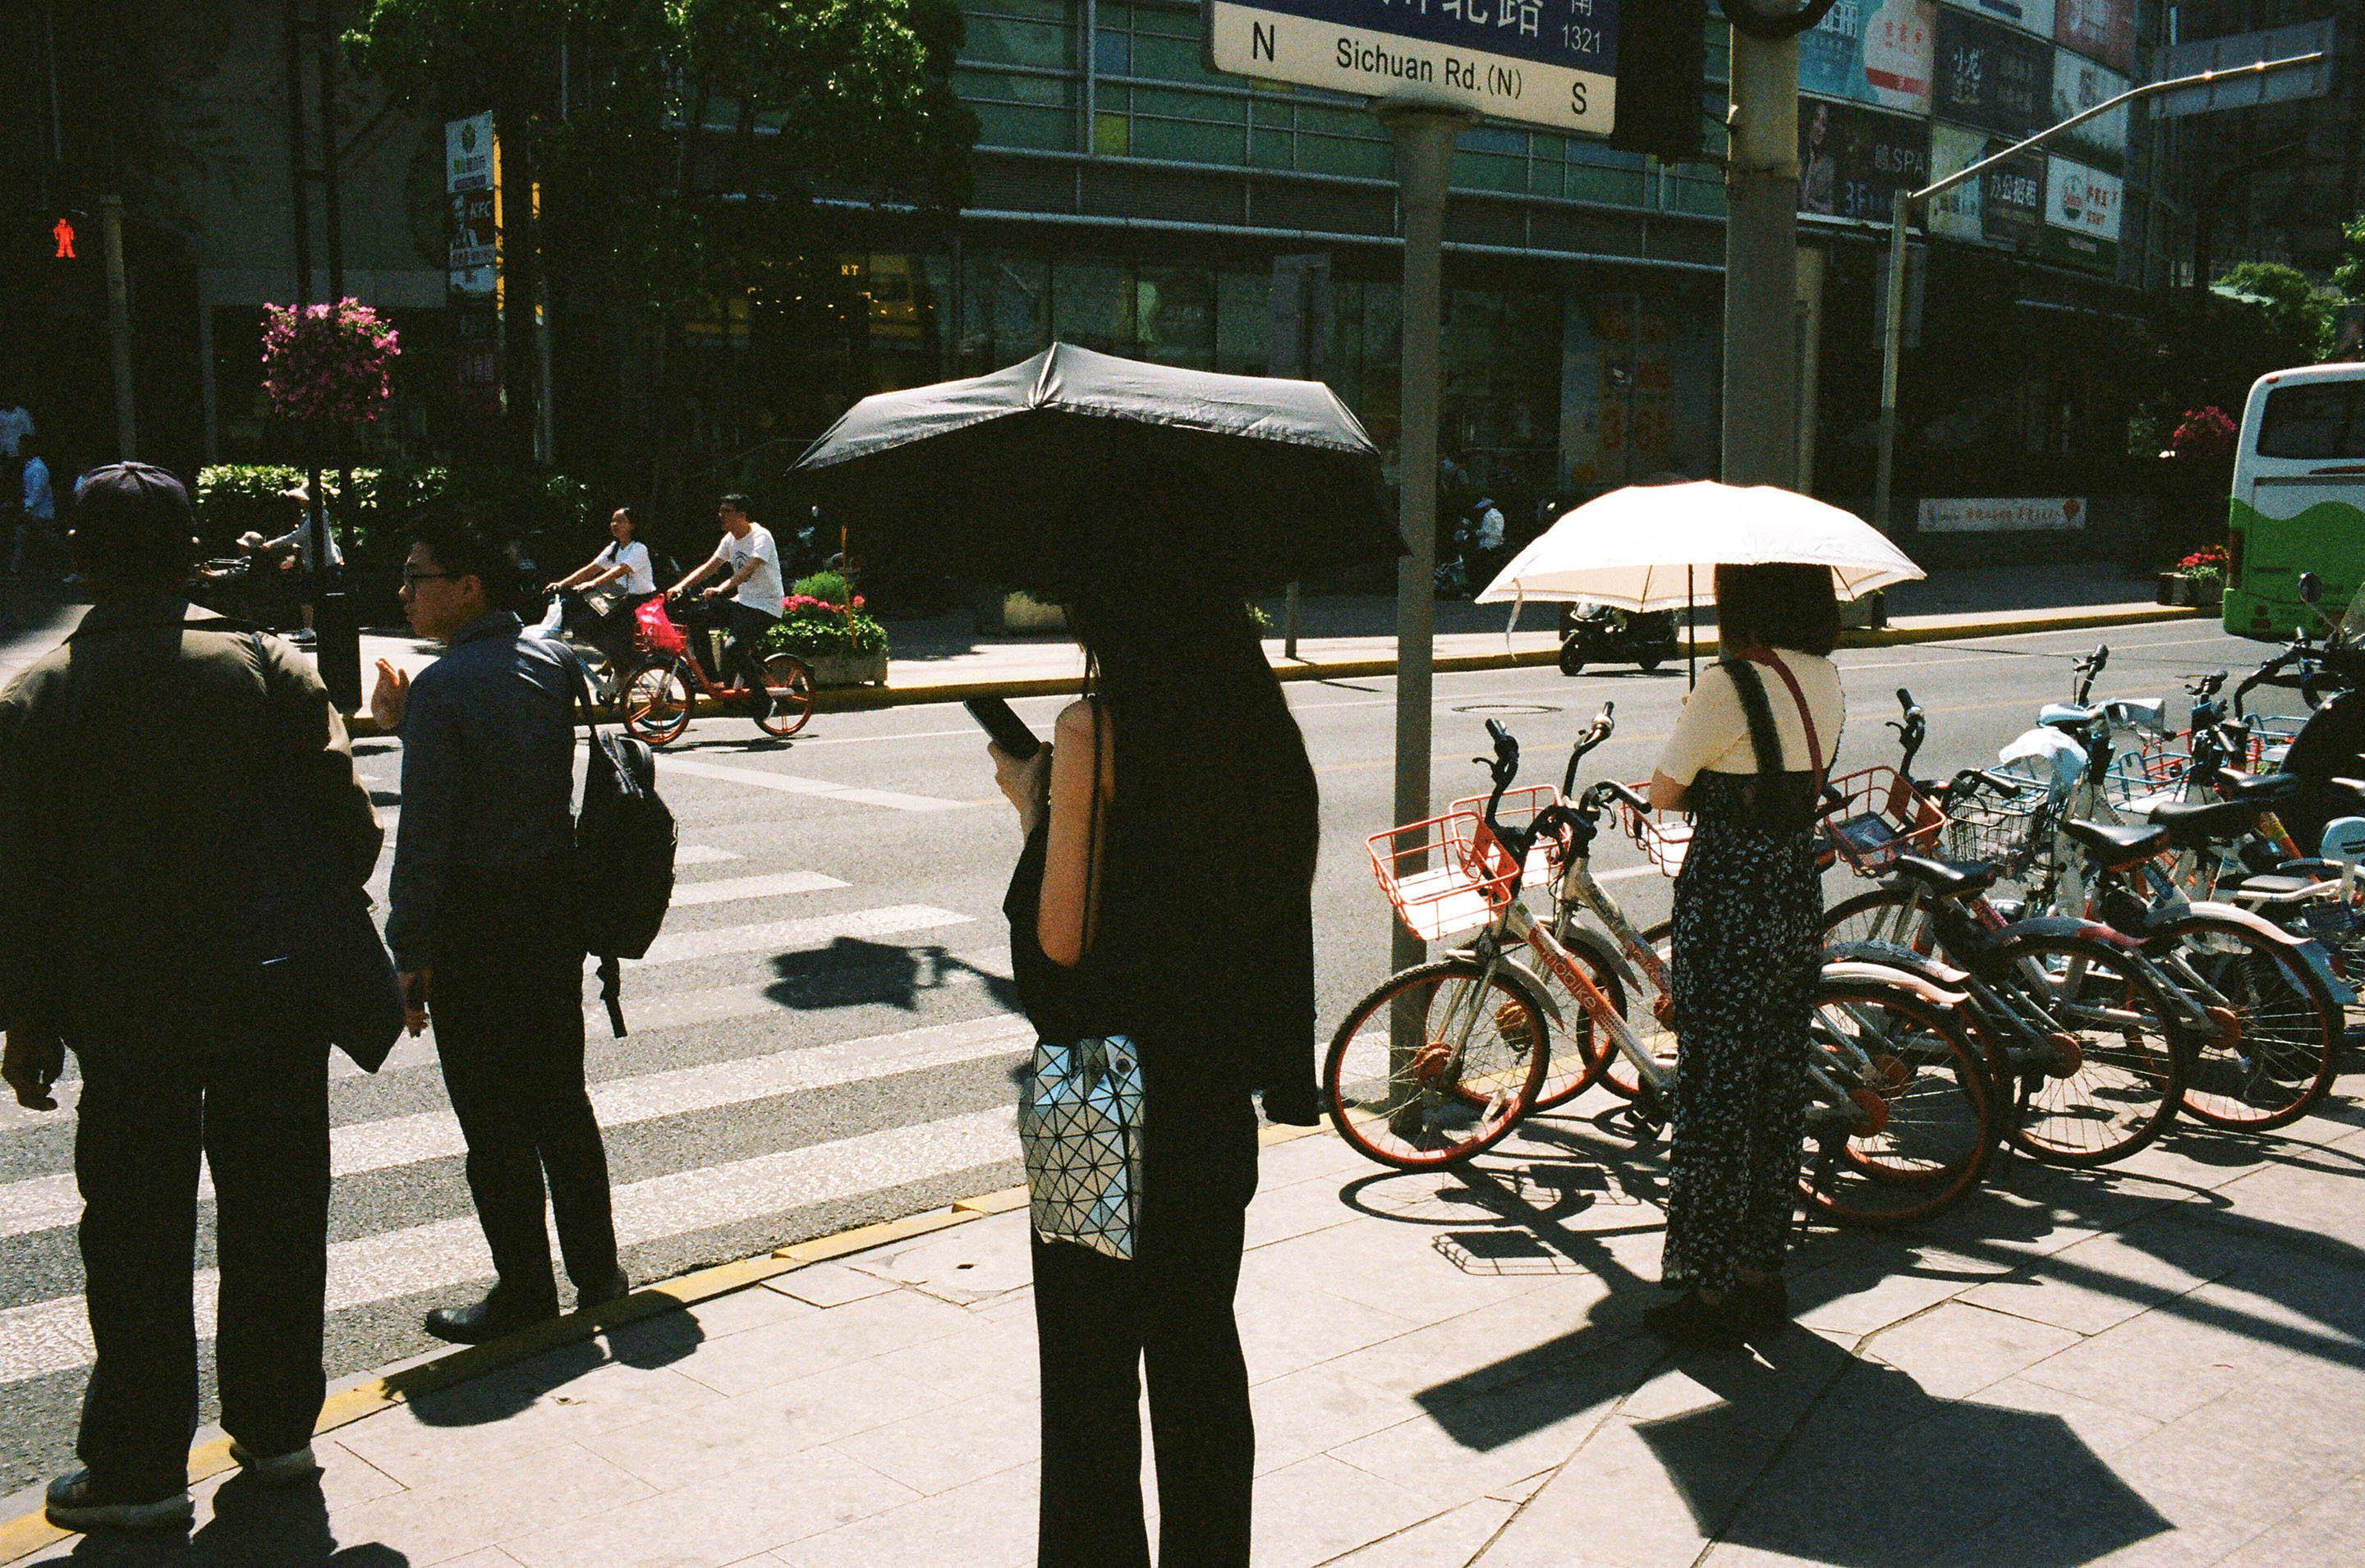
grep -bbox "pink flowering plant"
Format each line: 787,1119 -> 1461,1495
763,574 -> 889,660
260,299 -> 401,426
2170,406 -> 2237,464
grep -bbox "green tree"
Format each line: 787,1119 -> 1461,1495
343,0 -> 976,497
2216,260 -> 2339,362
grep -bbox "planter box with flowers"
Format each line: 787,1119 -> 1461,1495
2173,546 -> 2227,609
762,575 -> 890,686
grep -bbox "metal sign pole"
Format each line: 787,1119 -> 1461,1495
1377,101 -> 1470,1104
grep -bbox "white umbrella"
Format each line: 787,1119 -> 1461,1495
1476,481 -> 1924,611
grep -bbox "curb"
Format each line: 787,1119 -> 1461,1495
0,1118 -> 1329,1563
339,603 -> 2207,738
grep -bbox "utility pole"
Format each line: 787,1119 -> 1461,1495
1720,27 -> 1801,491
1375,101 -> 1472,1107
100,195 -> 135,461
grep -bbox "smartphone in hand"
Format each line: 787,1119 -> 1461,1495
966,697 -> 1041,761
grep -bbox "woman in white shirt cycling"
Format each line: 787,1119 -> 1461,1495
547,507 -> 658,669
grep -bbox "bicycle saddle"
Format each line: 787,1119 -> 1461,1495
2216,770 -> 2304,804
2326,777 -> 2365,811
1890,855 -> 2000,899
2142,797 -> 2257,845
2062,818 -> 2170,869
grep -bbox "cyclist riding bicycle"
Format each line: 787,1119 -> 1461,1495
547,506 -> 659,672
664,494 -> 784,719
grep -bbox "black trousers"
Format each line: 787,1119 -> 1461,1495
74,1038 -> 331,1494
431,859 -> 618,1305
722,603 -> 779,695
1031,1073 -> 1260,1568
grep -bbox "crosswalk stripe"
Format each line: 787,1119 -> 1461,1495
667,870 -> 847,906
674,845 -> 742,866
0,1105 -> 1021,1386
0,1016 -> 1035,1242
657,757 -> 976,813
632,904 -> 972,965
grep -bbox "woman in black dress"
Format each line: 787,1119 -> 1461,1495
1644,564 -> 1845,1345
990,584 -> 1320,1568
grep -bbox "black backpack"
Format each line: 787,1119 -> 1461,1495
563,654 -> 677,1035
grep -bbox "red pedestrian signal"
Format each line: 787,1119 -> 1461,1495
52,218 -> 76,259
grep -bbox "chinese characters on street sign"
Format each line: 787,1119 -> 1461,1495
1201,0 -> 1620,135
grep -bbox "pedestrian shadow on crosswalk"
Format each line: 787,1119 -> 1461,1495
50,1470 -> 410,1566
765,937 -> 1021,1016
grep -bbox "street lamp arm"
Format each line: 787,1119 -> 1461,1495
1905,51 -> 2327,210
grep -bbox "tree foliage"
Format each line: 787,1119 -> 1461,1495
2216,261 -> 2338,362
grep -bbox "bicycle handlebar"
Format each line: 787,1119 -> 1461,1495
1560,702 -> 1615,798
2071,642 -> 2109,705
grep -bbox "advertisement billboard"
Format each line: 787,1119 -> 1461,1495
2055,0 -> 2134,72
1932,8 -> 2051,140
2044,156 -> 2122,271
1928,122 -> 2044,250
1799,99 -> 1931,222
1801,0 -> 1936,116
1954,0 -> 2052,36
2050,50 -> 2128,171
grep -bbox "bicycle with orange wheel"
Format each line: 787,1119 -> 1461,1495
1328,712 -> 1996,1229
617,595 -> 815,744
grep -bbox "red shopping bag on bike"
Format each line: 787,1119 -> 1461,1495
635,597 -> 687,657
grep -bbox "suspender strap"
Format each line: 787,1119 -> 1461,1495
1742,648 -> 1828,800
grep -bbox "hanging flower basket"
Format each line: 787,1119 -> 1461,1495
260,299 -> 401,429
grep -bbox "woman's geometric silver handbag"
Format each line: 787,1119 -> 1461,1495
1017,1034 -> 1145,1261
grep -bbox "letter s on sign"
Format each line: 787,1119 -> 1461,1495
1570,80 -> 1587,114
1339,37 -> 1352,68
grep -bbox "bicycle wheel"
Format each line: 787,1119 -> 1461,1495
1324,957 -> 1551,1169
621,660 -> 693,745
1525,921 -> 1625,1109
1587,920 -> 1682,1099
2156,915 -> 2340,1130
1994,935 -> 2184,1165
1824,887 -> 1942,954
1802,978 -> 1994,1227
756,653 -> 815,738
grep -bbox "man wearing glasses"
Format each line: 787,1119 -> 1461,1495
370,515 -> 627,1344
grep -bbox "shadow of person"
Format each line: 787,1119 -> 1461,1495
1632,1337 -> 2170,1567
60,1473 -> 411,1566
765,937 -> 1021,1015
399,1304 -> 705,1428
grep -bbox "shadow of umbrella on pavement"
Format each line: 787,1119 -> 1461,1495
1627,1332 -> 2170,1567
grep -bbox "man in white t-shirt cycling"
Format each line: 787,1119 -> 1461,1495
547,507 -> 658,669
667,494 -> 784,717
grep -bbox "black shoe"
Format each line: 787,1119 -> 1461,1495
425,1286 -> 560,1345
575,1268 -> 632,1309
44,1469 -> 194,1532
1734,1277 -> 1791,1336
1642,1287 -> 1745,1348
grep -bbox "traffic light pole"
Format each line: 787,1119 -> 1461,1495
1376,101 -> 1471,1103
100,195 -> 135,461
1869,48 -> 2326,537
1720,28 -> 1800,493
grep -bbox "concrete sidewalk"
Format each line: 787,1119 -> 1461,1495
12,1084 -> 2364,1567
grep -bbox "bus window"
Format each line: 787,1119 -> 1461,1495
2259,383 -> 2365,461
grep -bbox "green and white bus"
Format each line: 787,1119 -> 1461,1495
2225,362 -> 2365,642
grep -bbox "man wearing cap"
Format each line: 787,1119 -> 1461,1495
0,464 -> 382,1531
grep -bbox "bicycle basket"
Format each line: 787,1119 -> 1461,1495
2102,739 -> 2193,810
635,598 -> 687,658
1447,784 -> 1564,891
1820,766 -> 1948,876
1367,812 -> 1522,941
1613,790 -> 1692,878
1940,775 -> 2050,870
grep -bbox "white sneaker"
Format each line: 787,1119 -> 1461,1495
227,1442 -> 319,1488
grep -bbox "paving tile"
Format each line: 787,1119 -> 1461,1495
2219,1469 -> 2365,1568
325,1439 -> 657,1567
769,1462 -> 1038,1568
1329,1496 -> 1519,1566
1233,1278 -> 1422,1387
1475,1416 -> 1712,1568
1248,1453 -> 1441,1568
673,1287 -> 980,1396
846,1221 -> 1034,1305
1970,1373 -> 2167,1459
2106,1374 -> 2365,1534
1242,1170 -> 1363,1251
762,1261 -> 898,1309
2016,1305 -> 2302,1424
1243,1362 -> 1422,1476
339,1351 -> 719,1488
581,1353 -> 953,1491
1921,1468 -> 2253,1568
1330,1276 -> 1618,1401
869,1311 -> 1041,1406
1789,1262 -> 1974,1337
1240,1218 -> 1549,1327
501,1446 -> 918,1568
1862,1301 -> 2083,1401
826,1385 -> 1040,1493
688,1281 -> 818,1340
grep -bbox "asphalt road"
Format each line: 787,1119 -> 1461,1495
0,615 -> 2269,1497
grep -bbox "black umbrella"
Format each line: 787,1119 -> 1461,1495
790,343 -> 1399,594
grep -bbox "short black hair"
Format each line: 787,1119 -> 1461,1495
719,493 -> 751,515
68,462 -> 198,588
1715,562 -> 1841,658
408,512 -> 521,611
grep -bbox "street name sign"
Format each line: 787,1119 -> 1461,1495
1201,0 -> 1619,135
2152,19 -> 2335,119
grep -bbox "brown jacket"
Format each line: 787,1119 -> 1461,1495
0,597 -> 381,1040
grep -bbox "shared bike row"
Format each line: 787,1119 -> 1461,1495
1327,625 -> 2365,1236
